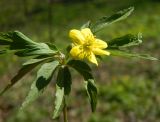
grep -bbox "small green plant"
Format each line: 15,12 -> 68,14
0,7 -> 158,122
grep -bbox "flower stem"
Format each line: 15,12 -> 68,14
63,97 -> 68,122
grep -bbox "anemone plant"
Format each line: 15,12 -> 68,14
0,7 -> 158,122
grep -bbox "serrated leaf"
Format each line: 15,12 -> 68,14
108,33 -> 142,49
67,60 -> 93,80
53,66 -> 72,119
108,49 -> 158,60
81,21 -> 91,29
85,79 -> 98,112
20,61 -> 59,110
0,31 -> 58,57
91,7 -> 134,33
0,57 -> 51,96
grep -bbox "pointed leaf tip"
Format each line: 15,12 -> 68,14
109,49 -> 158,61
91,6 -> 134,33
85,79 -> 98,112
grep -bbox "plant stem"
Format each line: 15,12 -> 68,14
63,98 -> 68,122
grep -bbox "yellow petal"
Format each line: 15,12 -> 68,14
92,48 -> 110,55
77,53 -> 85,59
70,45 -> 82,57
81,28 -> 94,42
69,29 -> 84,44
92,39 -> 108,49
70,46 -> 85,59
87,52 -> 98,65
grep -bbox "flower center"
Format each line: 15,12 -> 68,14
83,42 -> 92,51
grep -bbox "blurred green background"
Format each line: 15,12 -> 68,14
0,0 -> 160,122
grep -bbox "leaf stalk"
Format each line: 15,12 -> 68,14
63,97 -> 68,122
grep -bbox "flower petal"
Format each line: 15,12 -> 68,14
87,52 -> 98,65
69,29 -> 84,44
81,28 -> 94,42
93,48 -> 110,55
70,45 -> 82,57
70,45 -> 85,59
78,53 -> 85,59
92,39 -> 108,49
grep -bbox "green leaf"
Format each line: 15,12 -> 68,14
67,60 -> 93,80
85,79 -> 98,112
56,67 -> 72,95
108,49 -> 158,60
53,84 -> 64,119
108,33 -> 142,49
22,57 -> 52,66
81,21 -> 91,29
91,7 -> 134,33
0,32 -> 12,45
66,45 -> 72,53
0,31 -> 58,57
0,57 -> 51,96
67,60 -> 91,72
53,66 -> 72,119
46,42 -> 58,51
67,60 -> 98,112
63,67 -> 72,95
21,61 -> 59,110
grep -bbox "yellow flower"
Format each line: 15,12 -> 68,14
69,28 -> 110,65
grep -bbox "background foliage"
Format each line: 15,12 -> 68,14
0,0 -> 160,122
